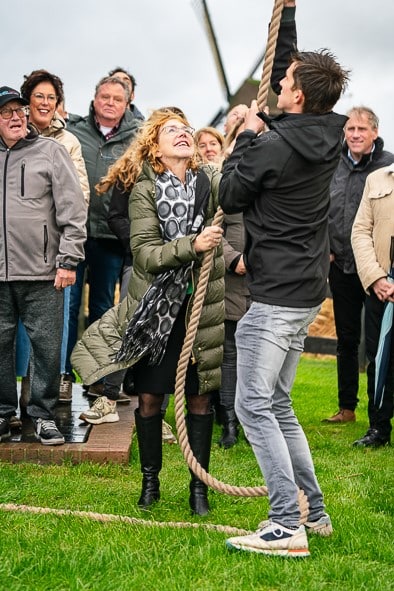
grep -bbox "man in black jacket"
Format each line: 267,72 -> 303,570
324,107 -> 394,425
220,2 -> 349,556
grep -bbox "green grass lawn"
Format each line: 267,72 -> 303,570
1,356 -> 393,591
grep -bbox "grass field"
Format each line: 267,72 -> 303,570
0,356 -> 393,591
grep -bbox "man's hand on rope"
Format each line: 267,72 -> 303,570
244,100 -> 269,135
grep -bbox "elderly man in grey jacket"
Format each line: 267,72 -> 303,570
0,86 -> 87,445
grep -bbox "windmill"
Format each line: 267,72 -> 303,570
192,0 -> 280,127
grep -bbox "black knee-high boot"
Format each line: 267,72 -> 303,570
134,409 -> 162,508
186,412 -> 214,516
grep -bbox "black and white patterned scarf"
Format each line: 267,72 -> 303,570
115,169 -> 205,366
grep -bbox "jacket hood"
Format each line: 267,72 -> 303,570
261,111 -> 348,164
0,124 -> 39,151
29,113 -> 66,138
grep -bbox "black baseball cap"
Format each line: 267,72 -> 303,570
0,86 -> 28,109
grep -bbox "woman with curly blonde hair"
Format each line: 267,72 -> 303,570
73,107 -> 225,516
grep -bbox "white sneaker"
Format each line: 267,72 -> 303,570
79,396 -> 119,425
226,522 -> 310,557
258,513 -> 333,537
162,420 -> 177,444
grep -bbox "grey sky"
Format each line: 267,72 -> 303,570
3,0 -> 394,150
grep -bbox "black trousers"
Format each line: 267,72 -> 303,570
329,263 -> 366,411
365,291 -> 394,438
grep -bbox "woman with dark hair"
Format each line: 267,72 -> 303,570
14,70 -> 89,413
72,108 -> 225,515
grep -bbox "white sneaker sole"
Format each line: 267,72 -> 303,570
34,434 -> 65,446
226,539 -> 310,557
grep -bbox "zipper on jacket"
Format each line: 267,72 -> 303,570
2,150 -> 10,279
43,224 -> 48,263
21,160 -> 25,197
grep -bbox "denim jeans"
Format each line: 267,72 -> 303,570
65,237 -> 124,375
329,263 -> 366,410
235,301 -> 326,527
0,281 -> 63,419
15,319 -> 30,377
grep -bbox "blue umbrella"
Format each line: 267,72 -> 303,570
374,236 -> 394,409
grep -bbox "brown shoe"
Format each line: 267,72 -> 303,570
59,373 -> 73,403
322,409 -> 356,423
9,414 -> 23,430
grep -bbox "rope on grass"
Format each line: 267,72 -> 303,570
173,0 -> 309,523
0,503 -> 250,537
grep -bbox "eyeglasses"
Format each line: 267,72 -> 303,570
32,93 -> 57,103
160,125 -> 194,136
0,106 -> 29,120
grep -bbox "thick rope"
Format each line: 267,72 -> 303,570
0,503 -> 250,536
174,0 -> 309,522
256,0 -> 285,111
174,209 -> 308,518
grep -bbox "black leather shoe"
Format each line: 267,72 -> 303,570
353,428 -> 390,448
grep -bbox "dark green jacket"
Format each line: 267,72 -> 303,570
71,162 -> 225,392
68,103 -> 140,239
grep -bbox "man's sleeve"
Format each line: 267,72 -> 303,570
52,144 -> 87,268
219,131 -> 264,214
270,6 -> 297,94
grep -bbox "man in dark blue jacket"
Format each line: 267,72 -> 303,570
324,107 -> 394,426
220,2 -> 349,556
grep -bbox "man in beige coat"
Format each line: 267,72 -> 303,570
351,163 -> 394,447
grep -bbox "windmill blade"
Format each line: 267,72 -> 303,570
192,0 -> 231,103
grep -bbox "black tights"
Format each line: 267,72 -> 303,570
138,392 -> 212,418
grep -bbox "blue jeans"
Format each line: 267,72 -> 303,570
65,238 -> 124,375
235,301 -> 325,527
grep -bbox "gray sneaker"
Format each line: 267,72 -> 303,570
58,373 -> 73,403
304,513 -> 333,536
34,418 -> 65,446
0,417 -> 11,441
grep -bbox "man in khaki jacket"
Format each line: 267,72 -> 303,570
351,163 -> 394,447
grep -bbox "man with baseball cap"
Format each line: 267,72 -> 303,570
0,86 -> 87,445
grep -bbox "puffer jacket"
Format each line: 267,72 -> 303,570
329,137 -> 394,274
0,127 -> 87,281
40,113 -> 90,204
67,104 -> 140,240
71,162 -> 225,392
351,163 -> 394,293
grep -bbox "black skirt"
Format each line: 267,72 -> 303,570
132,297 -> 199,395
